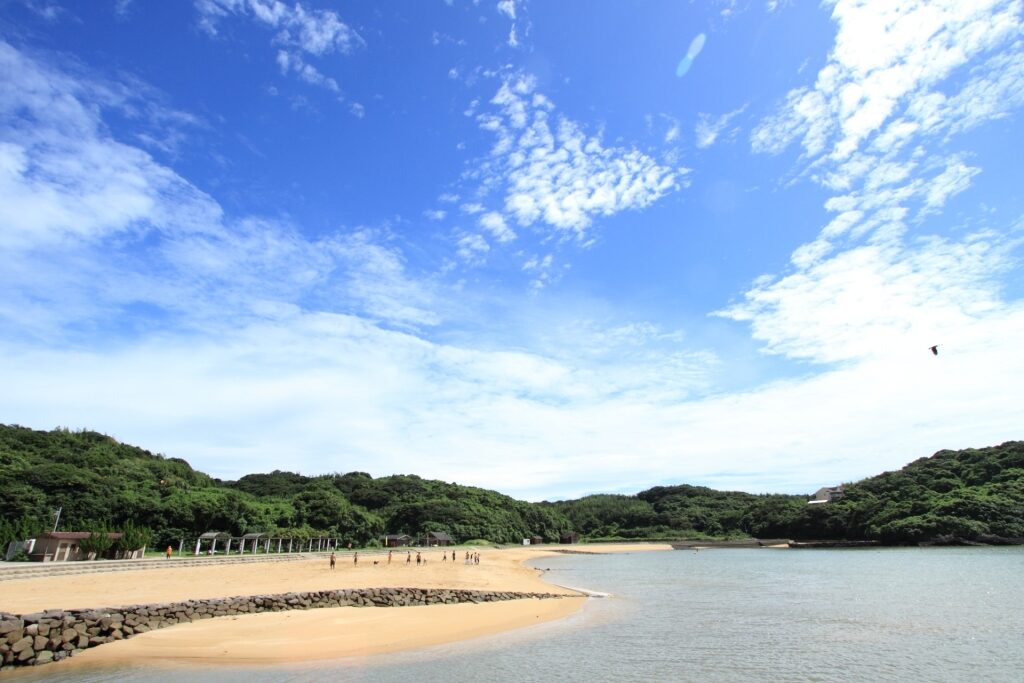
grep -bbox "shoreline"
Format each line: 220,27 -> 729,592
0,543 -> 669,670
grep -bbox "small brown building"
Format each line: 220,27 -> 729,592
382,534 -> 413,547
530,535 -> 544,545
560,532 -> 580,544
424,531 -> 454,546
26,531 -> 123,562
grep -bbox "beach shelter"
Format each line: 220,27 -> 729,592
240,532 -> 266,553
195,531 -> 230,556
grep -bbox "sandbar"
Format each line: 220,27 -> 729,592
0,543 -> 669,667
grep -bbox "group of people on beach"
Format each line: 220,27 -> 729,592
327,548 -> 480,569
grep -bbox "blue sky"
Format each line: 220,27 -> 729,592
2,0 -> 1022,500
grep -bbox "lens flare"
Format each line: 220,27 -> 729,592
676,33 -> 706,77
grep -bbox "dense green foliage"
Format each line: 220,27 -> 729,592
549,487 -> 805,540
786,442 -> 1024,543
2,424 -> 1022,547
550,443 -> 1024,543
0,425 -> 568,546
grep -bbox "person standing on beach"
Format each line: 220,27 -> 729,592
416,551 -> 422,565
329,552 -> 336,570
354,551 -> 358,566
407,551 -> 411,564
452,550 -> 456,562
165,545 -> 173,560
388,550 -> 392,565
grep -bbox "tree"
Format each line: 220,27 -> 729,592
78,527 -> 115,560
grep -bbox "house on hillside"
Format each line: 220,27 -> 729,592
381,534 -> 412,547
423,531 -> 454,546
24,531 -> 124,562
808,485 -> 845,506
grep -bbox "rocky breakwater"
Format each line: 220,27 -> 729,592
0,587 -> 571,671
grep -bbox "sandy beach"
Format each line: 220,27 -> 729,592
0,543 -> 669,667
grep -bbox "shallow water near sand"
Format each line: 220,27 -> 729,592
13,546 -> 1024,682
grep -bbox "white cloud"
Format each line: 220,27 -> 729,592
695,105 -> 747,149
0,41 -> 220,253
522,253 -> 557,290
196,0 -> 363,94
276,50 -> 339,91
720,232 -> 1017,363
472,74 -> 681,241
456,233 -> 489,263
496,0 -> 516,20
198,0 -> 363,53
349,102 -> 365,118
921,156 -> 979,213
479,211 -> 516,242
424,209 -> 447,221
751,0 -> 1021,161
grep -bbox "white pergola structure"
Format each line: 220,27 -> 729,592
239,532 -> 266,554
194,531 -> 231,556
305,537 -> 341,552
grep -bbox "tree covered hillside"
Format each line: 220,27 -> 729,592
2,424 -> 1022,548
788,441 -> 1024,543
0,425 -> 569,549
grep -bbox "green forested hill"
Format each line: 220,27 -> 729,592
787,441 -> 1024,543
0,425 -> 568,548
1,424 -> 1022,549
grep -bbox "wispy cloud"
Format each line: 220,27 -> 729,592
495,0 -> 525,48
479,210 -> 516,242
734,0 -> 1024,369
456,233 -> 489,264
695,105 -> 747,149
0,40 -> 433,340
195,0 -> 364,94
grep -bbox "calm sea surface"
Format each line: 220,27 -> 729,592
13,547 -> 1024,682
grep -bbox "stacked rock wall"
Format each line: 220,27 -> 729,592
0,587 -> 569,670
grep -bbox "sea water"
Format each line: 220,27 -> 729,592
13,547 -> 1024,682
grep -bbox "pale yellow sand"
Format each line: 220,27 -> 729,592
72,598 -> 585,666
0,543 -> 669,666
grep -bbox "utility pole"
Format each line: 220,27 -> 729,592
52,506 -> 62,533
